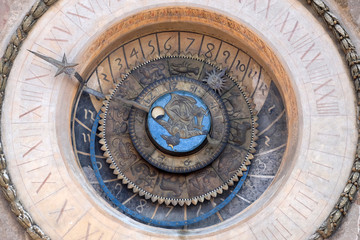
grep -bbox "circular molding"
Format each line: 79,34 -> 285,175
0,0 -> 358,239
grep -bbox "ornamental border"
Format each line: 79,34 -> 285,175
0,0 -> 359,239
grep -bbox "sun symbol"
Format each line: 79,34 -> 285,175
204,68 -> 227,93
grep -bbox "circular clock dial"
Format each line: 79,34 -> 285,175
72,33 -> 283,227
1,1 -> 357,239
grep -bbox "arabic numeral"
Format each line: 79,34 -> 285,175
164,37 -> 172,51
148,40 -> 155,55
115,57 -> 123,70
205,43 -> 215,58
223,50 -> 230,63
235,60 -> 246,72
130,48 -> 139,59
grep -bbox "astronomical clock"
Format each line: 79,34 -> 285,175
0,0 -> 359,239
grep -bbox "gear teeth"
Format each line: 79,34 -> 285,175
151,196 -> 157,202
204,194 -> 211,200
171,200 -> 178,206
133,187 -> 140,193
93,53 -> 259,206
228,180 -> 234,186
144,193 -> 151,200
185,52 -> 193,58
211,191 -> 217,197
233,175 -> 239,182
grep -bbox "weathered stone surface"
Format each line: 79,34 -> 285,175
0,0 -> 359,240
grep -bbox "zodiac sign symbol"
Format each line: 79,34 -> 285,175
170,61 -> 199,77
229,121 -> 251,146
154,94 -> 208,148
139,63 -> 166,85
111,138 -> 137,164
188,170 -> 217,191
159,175 -> 184,197
131,162 -> 157,187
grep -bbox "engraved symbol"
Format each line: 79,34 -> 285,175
136,199 -> 147,213
154,93 -> 208,147
265,136 -> 271,146
111,138 -> 137,164
188,170 -> 217,191
131,163 -> 157,187
159,175 -> 184,197
138,63 -> 166,85
268,104 -> 275,113
229,122 -> 251,146
184,159 -> 191,166
170,61 -> 199,77
204,68 -> 227,92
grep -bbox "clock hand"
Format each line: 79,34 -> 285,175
28,50 -> 78,77
29,50 -> 149,112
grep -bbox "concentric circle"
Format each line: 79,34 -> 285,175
99,55 -> 257,205
146,90 -> 211,155
129,76 -> 229,172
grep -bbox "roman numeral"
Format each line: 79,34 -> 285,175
22,140 -> 43,158
44,19 -> 73,50
312,79 -> 339,115
20,89 -> 43,103
66,1 -> 95,27
275,12 -> 300,42
32,172 -> 55,194
240,0 -> 275,19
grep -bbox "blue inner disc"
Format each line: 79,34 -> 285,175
147,91 -> 211,153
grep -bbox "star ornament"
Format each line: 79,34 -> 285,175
28,50 -> 78,77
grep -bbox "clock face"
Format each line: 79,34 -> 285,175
71,44 -> 283,227
1,0 -> 357,239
